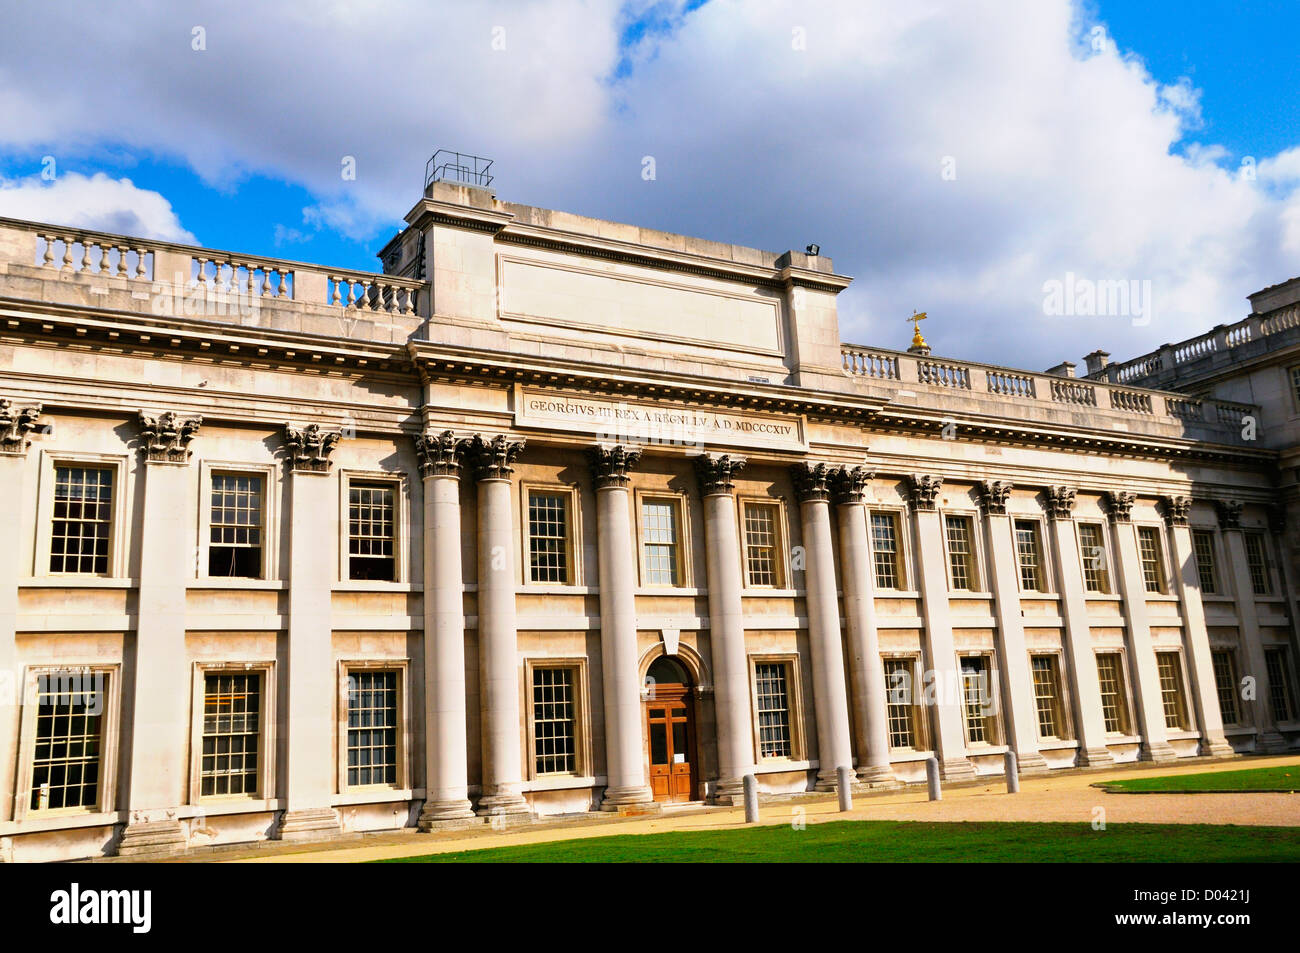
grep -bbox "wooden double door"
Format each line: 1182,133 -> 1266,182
645,682 -> 696,803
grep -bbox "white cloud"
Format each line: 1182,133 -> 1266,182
0,0 -> 1296,369
0,172 -> 195,243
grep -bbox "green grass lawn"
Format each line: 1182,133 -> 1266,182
1098,765 -> 1300,794
378,820 -> 1300,863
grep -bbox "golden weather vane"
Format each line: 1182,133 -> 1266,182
907,310 -> 929,351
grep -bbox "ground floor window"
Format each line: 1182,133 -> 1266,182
883,657 -> 921,749
1265,648 -> 1296,723
1211,650 -> 1239,726
532,666 -> 578,775
1155,652 -> 1189,731
1030,655 -> 1068,740
1095,653 -> 1130,735
960,655 -> 996,744
754,661 -> 794,758
30,672 -> 108,812
201,672 -> 261,797
346,670 -> 400,787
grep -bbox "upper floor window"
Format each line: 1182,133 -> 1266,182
1136,526 -> 1166,594
348,481 -> 396,581
1290,364 -> 1300,410
641,497 -> 683,586
528,489 -> 573,585
1155,652 -> 1189,730
1211,650 -> 1239,726
870,511 -> 904,589
944,515 -> 976,591
1013,519 -> 1045,592
1243,532 -> 1272,595
50,466 -> 113,574
742,502 -> 784,588
1192,530 -> 1219,594
1077,523 -> 1111,594
209,473 -> 263,578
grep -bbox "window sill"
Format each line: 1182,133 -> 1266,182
1084,594 -> 1123,602
887,749 -> 935,763
1036,739 -> 1079,751
523,774 -> 605,792
333,581 -> 420,593
1103,734 -> 1143,746
1019,592 -> 1060,600
518,585 -> 598,595
332,788 -> 421,807
182,798 -> 282,817
964,744 -> 1009,756
876,590 -> 921,599
948,592 -> 993,600
1222,726 -> 1257,737
190,579 -> 287,590
2,809 -> 124,834
635,586 -> 705,597
754,759 -> 814,775
1201,595 -> 1236,603
1145,594 -> 1180,602
1165,729 -> 1201,741
22,577 -> 137,589
742,588 -> 805,598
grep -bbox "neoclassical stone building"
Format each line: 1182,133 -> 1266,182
0,174 -> 1296,861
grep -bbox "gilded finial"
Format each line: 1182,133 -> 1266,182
907,310 -> 930,353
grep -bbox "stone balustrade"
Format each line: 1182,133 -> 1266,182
840,346 -> 899,379
36,231 -> 153,281
327,271 -> 420,315
194,253 -> 294,299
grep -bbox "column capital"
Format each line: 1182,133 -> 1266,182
1102,490 -> 1135,523
0,399 -> 42,456
139,410 -> 202,464
588,444 -> 642,490
694,453 -> 745,496
830,464 -> 874,505
1043,485 -> 1077,521
1159,495 -> 1192,527
790,461 -> 833,503
976,479 -> 1013,515
414,429 -> 470,478
464,433 -> 525,482
284,422 -> 341,473
1214,499 -> 1243,530
904,473 -> 942,511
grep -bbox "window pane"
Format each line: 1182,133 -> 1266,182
945,516 -> 974,590
1078,523 -> 1110,593
743,503 -> 780,587
1137,527 -> 1164,594
201,673 -> 260,797
1264,649 -> 1295,723
529,492 -> 569,584
1096,654 -> 1129,734
870,512 -> 901,589
209,473 -> 264,578
50,466 -> 113,574
1244,534 -> 1271,596
961,657 -> 993,744
642,500 -> 680,586
30,672 -> 106,811
1031,655 -> 1064,739
1192,531 -> 1218,594
532,667 -> 577,774
754,662 -> 792,758
1014,520 -> 1043,592
349,482 -> 396,581
347,670 -> 399,786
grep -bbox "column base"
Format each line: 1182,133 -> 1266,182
599,784 -> 657,812
856,764 -> 897,787
1139,741 -> 1179,763
1200,737 -> 1238,759
1257,731 -> 1290,754
939,758 -> 977,782
117,819 -> 187,857
418,797 -> 478,831
1076,746 -> 1115,768
277,807 -> 342,841
711,776 -> 748,805
1013,751 -> 1050,775
476,790 -> 531,818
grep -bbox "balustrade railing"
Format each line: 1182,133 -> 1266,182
37,232 -> 153,281
1049,378 -> 1096,406
987,370 -> 1035,398
917,360 -> 971,389
841,347 -> 900,379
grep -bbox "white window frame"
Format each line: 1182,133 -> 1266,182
747,653 -> 806,763
1154,649 -> 1192,731
634,489 -> 692,588
188,660 -> 277,805
35,450 -> 130,579
339,469 -> 410,585
15,663 -> 121,821
198,460 -> 277,582
521,482 -> 582,587
337,659 -> 411,793
737,497 -> 791,590
523,656 -> 592,779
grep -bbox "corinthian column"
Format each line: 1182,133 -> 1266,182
119,411 -> 203,856
465,434 -> 530,816
694,454 -> 753,803
976,480 -> 1047,774
1043,486 -> 1113,766
831,466 -> 894,785
791,462 -> 854,791
1104,491 -> 1177,762
590,445 -> 655,810
415,432 -> 477,827
1160,497 -> 1234,758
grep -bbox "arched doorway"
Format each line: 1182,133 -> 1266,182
644,656 -> 697,803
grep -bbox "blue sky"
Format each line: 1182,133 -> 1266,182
0,0 -> 1297,369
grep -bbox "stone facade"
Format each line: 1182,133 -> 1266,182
0,181 -> 1296,861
